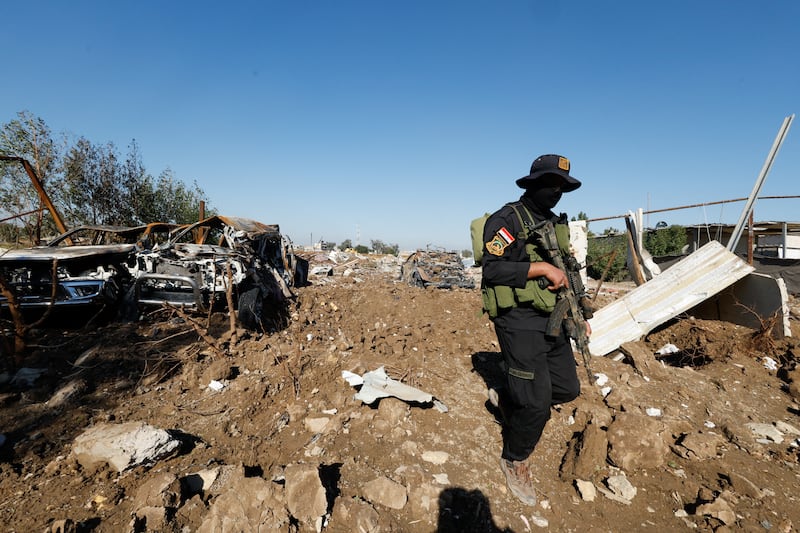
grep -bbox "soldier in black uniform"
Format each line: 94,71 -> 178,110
481,154 -> 587,506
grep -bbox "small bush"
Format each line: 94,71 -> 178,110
587,233 -> 628,282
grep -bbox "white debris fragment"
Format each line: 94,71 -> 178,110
208,380 -> 225,391
762,357 -> 778,371
304,417 -> 330,433
575,479 -> 596,501
421,451 -> 449,465
704,421 -> 716,428
595,484 -> 632,505
645,407 -> 662,417
530,514 -> 549,528
539,499 -> 550,510
774,421 -> 800,436
342,366 -> 448,412
340,370 -> 364,387
746,422 -> 784,444
607,474 -> 637,501
601,386 -> 612,397
432,473 -> 449,485
657,343 -> 680,355
72,421 -> 181,472
594,373 -> 609,387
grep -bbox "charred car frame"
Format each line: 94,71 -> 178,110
0,223 -> 178,321
401,249 -> 475,289
129,216 -> 308,330
0,218 -> 307,330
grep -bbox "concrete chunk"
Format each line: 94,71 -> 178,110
362,476 -> 408,510
71,421 -> 181,472
285,463 -> 327,523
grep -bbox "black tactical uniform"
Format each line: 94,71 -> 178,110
481,154 -> 584,463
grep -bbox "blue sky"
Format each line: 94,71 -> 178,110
2,1 -> 798,251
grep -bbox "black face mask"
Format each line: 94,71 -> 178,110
526,186 -> 562,210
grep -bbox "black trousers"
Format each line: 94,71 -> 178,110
493,321 -> 580,462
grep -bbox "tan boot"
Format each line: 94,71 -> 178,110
500,458 -> 538,506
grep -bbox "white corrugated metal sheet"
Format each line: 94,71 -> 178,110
588,240 -> 755,356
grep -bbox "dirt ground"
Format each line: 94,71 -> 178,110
1,253 -> 799,532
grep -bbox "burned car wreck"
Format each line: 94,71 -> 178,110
129,216 -> 308,330
0,242 -> 132,321
400,249 -> 475,289
0,223 -> 178,322
0,218 -> 307,331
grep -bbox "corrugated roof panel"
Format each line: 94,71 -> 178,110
588,240 -> 755,356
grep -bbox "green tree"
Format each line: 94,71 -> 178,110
144,169 -> 210,224
62,138 -> 129,225
370,239 -> 386,253
354,244 -> 370,254
643,225 -> 687,256
63,143 -> 210,226
0,222 -> 23,245
2,111 -> 213,235
339,239 -> 352,250
370,239 -> 399,256
119,140 -> 150,224
587,233 -> 628,282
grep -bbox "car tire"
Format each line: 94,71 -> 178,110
238,287 -> 263,330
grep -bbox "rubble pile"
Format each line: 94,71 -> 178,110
400,249 -> 475,289
0,255 -> 798,532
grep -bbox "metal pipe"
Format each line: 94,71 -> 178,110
783,222 -> 788,259
588,195 -> 800,223
727,114 -> 794,251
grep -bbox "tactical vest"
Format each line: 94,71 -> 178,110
482,203 -> 571,318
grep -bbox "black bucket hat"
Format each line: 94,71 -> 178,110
516,154 -> 582,191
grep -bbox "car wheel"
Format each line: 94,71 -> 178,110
238,287 -> 263,329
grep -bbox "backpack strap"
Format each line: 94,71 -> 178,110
506,201 -> 539,240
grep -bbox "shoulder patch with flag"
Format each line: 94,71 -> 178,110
486,226 -> 515,256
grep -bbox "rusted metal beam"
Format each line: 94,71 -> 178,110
0,155 -> 70,241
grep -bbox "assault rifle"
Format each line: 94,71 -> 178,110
531,220 -> 595,381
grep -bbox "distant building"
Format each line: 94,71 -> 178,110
684,221 -> 800,259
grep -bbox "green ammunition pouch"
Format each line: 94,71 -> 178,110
482,203 -> 571,318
